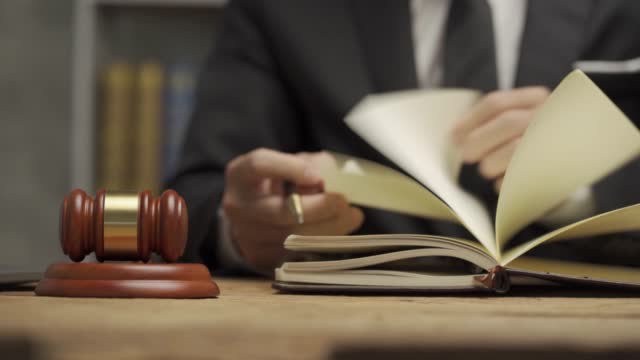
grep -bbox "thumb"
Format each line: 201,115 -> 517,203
229,148 -> 323,188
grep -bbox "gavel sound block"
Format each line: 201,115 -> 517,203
35,189 -> 219,298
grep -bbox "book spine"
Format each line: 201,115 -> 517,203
163,63 -> 196,183
98,62 -> 135,191
473,266 -> 511,294
133,62 -> 165,194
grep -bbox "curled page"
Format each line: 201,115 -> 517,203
344,89 -> 499,256
502,203 -> 640,265
321,154 -> 458,221
496,70 -> 640,251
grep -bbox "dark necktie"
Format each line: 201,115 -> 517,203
442,0 -> 498,91
443,0 -> 500,218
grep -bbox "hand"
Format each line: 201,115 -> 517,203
451,87 -> 550,192
222,148 -> 365,272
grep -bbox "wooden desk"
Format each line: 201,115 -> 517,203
1,278 -> 640,359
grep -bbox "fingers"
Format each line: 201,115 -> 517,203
231,234 -> 287,273
229,205 -> 365,271
226,148 -> 323,191
296,151 -> 337,170
452,86 -> 549,144
476,138 -> 520,191
222,149 -> 353,271
451,87 -> 549,194
460,109 -> 532,163
223,191 -> 351,226
294,207 -> 365,236
231,205 -> 364,245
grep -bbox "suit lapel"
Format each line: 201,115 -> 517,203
350,0 -> 418,92
515,0 -> 594,88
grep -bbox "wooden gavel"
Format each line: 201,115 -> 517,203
60,189 -> 188,263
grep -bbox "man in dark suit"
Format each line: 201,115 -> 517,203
169,0 -> 640,273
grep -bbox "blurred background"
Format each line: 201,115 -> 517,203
0,0 -> 226,269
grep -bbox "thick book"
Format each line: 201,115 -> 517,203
133,62 -> 165,194
98,62 -> 135,191
274,70 -> 640,294
163,62 -> 196,183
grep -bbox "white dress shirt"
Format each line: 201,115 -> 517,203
218,0 -> 595,270
411,0 -> 527,90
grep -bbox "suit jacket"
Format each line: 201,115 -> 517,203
168,0 -> 640,269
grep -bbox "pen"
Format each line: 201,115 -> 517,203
284,181 -> 304,225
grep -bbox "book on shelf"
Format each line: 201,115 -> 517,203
163,62 -> 196,182
133,61 -> 164,194
98,62 -> 135,191
273,70 -> 640,294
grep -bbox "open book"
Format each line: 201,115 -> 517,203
274,70 -> 640,293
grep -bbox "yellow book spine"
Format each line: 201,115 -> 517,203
99,62 -> 135,191
133,62 -> 164,194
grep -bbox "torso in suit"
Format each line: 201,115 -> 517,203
169,0 -> 640,269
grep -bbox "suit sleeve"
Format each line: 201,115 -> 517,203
166,0 -> 304,269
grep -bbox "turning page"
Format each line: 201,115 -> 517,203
321,154 -> 457,221
502,203 -> 640,265
496,70 -> 640,252
344,90 -> 499,256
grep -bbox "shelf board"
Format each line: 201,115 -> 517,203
92,0 -> 227,7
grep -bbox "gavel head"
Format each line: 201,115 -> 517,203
60,189 -> 188,263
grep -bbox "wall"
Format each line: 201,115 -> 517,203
0,0 -> 73,268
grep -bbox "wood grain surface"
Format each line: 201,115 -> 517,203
2,278 -> 640,359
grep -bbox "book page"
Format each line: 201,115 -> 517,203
508,256 -> 640,285
321,154 -> 457,221
496,70 -> 640,253
284,233 -> 492,256
282,248 -> 496,273
345,90 -> 499,256
275,269 -> 482,288
501,203 -> 640,265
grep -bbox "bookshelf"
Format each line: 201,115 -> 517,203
70,0 -> 227,192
